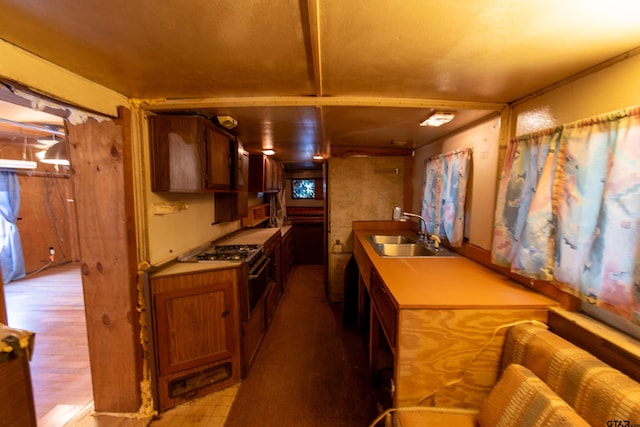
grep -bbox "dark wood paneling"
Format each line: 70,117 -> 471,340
292,224 -> 323,265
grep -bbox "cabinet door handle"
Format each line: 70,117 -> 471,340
222,310 -> 230,317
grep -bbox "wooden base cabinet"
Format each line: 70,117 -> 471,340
0,353 -> 36,427
150,267 -> 242,411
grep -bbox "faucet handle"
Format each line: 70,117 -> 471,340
392,206 -> 404,221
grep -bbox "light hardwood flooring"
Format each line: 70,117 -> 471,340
4,262 -> 93,427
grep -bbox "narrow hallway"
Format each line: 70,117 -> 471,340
224,263 -> 377,426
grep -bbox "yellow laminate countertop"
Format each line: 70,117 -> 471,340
152,227 -> 288,277
354,229 -> 557,310
218,227 -> 282,245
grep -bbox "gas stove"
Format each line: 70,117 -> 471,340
196,244 -> 260,261
181,243 -> 265,270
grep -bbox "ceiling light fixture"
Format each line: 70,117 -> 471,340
36,136 -> 59,146
0,159 -> 38,170
39,141 -> 70,166
420,111 -> 455,127
262,149 -> 275,156
217,115 -> 238,129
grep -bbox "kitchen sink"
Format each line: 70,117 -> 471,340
368,235 -> 417,245
367,235 -> 456,258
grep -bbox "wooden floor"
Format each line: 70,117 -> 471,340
4,262 -> 93,427
4,262 -> 376,427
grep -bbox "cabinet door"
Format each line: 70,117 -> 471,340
149,115 -> 204,192
155,280 -> 236,375
370,269 -> 398,348
236,140 -> 249,217
205,125 -> 232,189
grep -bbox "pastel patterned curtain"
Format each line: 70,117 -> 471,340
492,127 -> 562,278
421,148 -> 472,246
554,109 -> 640,321
492,107 -> 640,324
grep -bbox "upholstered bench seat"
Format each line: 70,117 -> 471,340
388,324 -> 640,427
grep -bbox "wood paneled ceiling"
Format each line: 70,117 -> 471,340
1,0 -> 640,168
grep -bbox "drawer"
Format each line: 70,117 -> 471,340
370,269 -> 397,347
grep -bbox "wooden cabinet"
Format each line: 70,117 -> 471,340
249,153 -> 283,193
149,115 -> 234,193
263,231 -> 281,327
280,227 -> 294,289
150,267 -> 241,410
204,124 -> 233,189
215,139 -> 249,222
353,229 -> 553,409
370,269 -> 397,347
0,353 -> 36,427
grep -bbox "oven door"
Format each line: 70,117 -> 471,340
247,255 -> 270,318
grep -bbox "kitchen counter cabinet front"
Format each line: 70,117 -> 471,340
353,226 -> 558,409
150,266 -> 242,411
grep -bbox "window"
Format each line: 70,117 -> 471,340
291,179 -> 315,199
491,106 -> 640,338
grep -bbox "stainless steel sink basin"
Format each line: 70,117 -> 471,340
367,236 -> 456,258
368,235 -> 417,245
376,243 -> 433,257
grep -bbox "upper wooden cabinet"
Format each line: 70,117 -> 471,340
149,115 -> 234,192
215,139 -> 249,222
249,153 -> 283,193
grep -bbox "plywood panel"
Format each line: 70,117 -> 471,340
67,107 -> 142,412
395,308 -> 549,408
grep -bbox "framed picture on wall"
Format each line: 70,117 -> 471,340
291,179 -> 316,199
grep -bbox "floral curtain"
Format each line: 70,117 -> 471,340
492,107 -> 640,324
421,148 -> 472,246
492,127 -> 562,278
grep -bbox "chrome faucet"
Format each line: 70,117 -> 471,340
392,206 -> 428,240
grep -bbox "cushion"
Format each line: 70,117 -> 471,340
477,364 -> 589,427
502,324 -> 640,425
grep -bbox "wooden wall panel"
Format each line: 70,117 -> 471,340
0,142 -> 79,275
18,173 -> 78,273
67,107 -> 142,413
396,308 -> 549,408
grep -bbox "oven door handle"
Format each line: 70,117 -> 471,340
249,257 -> 270,280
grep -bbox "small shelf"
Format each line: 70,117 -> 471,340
242,204 -> 270,227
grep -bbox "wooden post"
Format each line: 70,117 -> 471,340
66,106 -> 142,412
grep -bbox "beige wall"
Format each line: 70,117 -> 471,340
135,111 -> 243,266
0,39 -> 126,117
513,53 -> 640,135
328,157 -> 405,302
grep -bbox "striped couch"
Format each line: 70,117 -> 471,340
394,323 -> 640,427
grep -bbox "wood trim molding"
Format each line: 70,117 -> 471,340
452,242 -> 581,310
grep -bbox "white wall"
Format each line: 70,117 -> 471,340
413,116 -> 501,250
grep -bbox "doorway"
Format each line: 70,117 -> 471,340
0,86 -> 90,424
